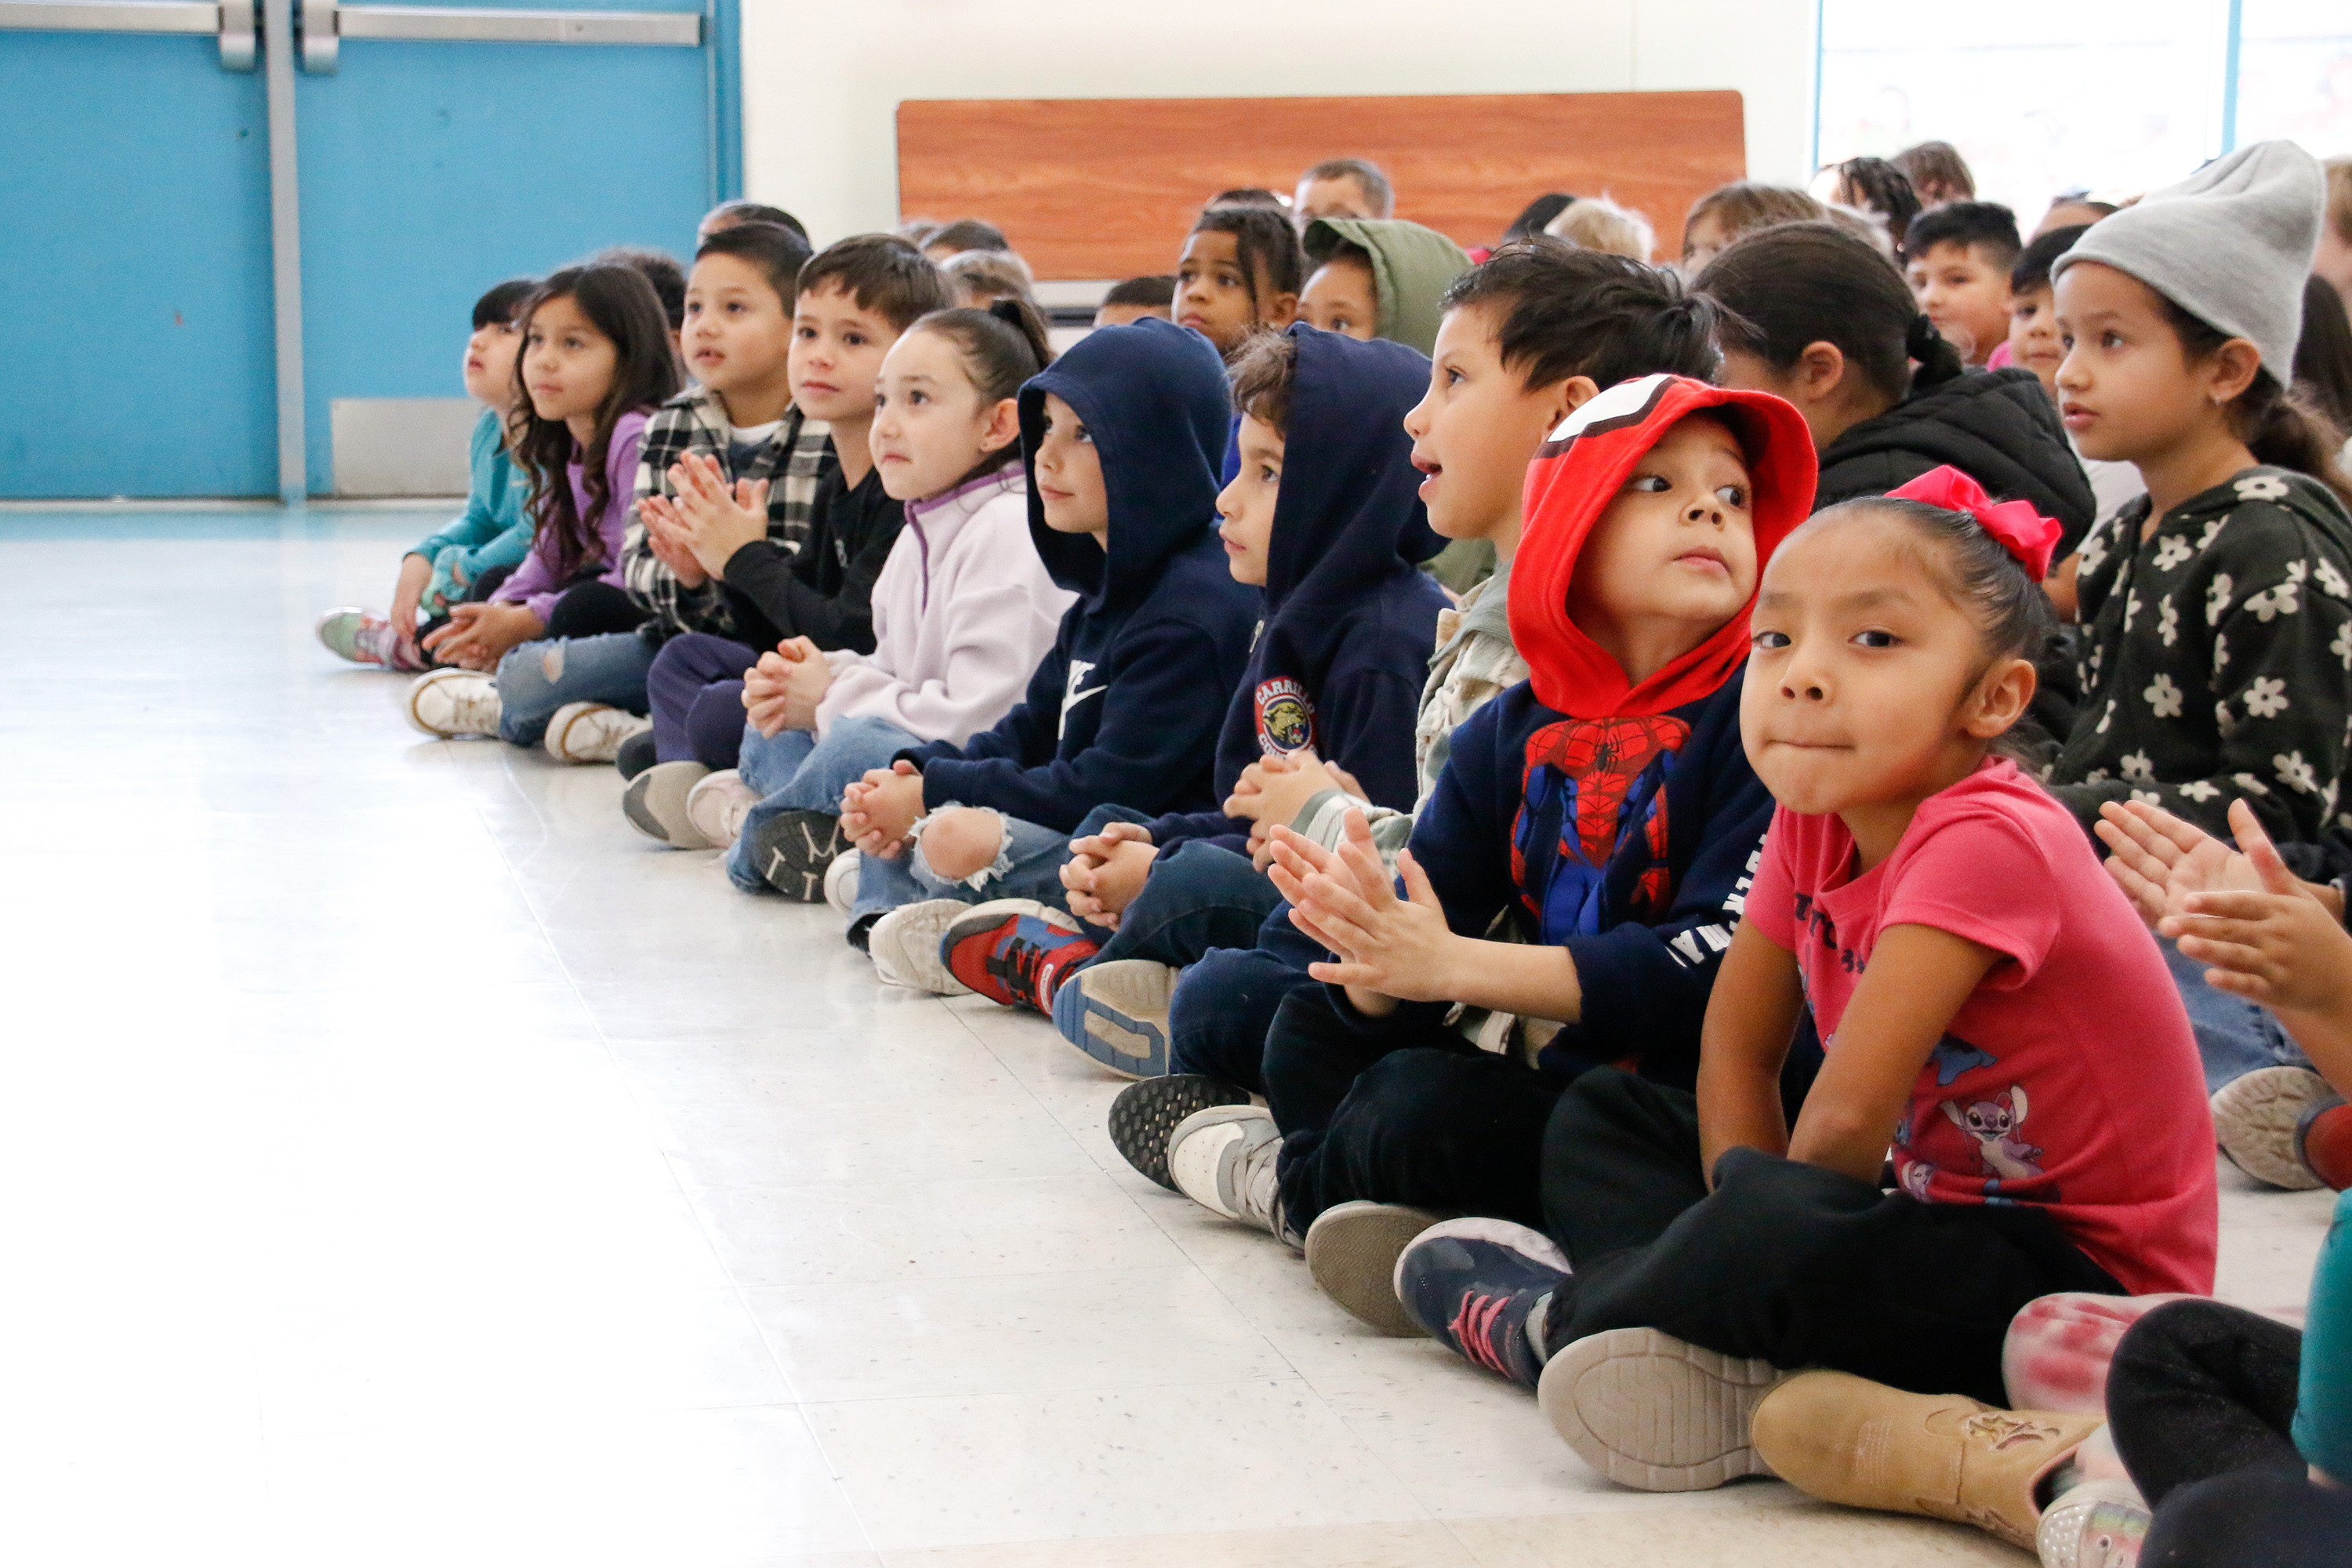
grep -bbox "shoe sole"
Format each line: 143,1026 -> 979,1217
1305,1202 -> 1447,1337
1537,1327 -> 1780,1492
622,764 -> 710,850
750,811 -> 849,902
1051,960 -> 1173,1080
869,902 -> 974,994
2212,1066 -> 2331,1189
1107,1075 -> 1250,1190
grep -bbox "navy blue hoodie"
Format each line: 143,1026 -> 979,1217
901,318 -> 1260,833
1141,324 -> 1449,855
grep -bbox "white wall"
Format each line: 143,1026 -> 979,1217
739,0 -> 1817,248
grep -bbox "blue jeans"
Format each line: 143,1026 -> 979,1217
851,804 -> 1094,926
493,630 -> 657,746
2165,938 -> 2311,1093
1167,898 -> 1326,1093
724,714 -> 920,892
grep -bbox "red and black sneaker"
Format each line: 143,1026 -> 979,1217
938,899 -> 1098,1014
2297,1094 -> 2352,1191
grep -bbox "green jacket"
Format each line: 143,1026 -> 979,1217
1301,217 -> 1471,357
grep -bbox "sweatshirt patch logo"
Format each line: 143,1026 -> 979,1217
1254,677 -> 1317,755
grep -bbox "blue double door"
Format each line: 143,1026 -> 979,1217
0,0 -> 736,499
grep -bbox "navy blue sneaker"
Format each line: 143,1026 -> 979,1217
1395,1217 -> 1571,1391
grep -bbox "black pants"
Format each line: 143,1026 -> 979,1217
1167,898 -> 1327,1094
2109,1299 -> 2306,1504
1263,986 -> 1824,1240
545,579 -> 651,640
2141,1468 -> 2352,1566
1534,1070 -> 2123,1407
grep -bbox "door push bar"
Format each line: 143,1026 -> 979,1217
0,2 -> 699,73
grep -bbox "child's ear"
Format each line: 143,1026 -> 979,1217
979,396 -> 1021,456
2204,338 -> 2263,408
1546,375 -> 1601,429
1796,341 -> 1847,400
1965,655 -> 2038,740
1265,292 -> 1301,330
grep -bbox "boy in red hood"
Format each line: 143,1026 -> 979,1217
1156,375 -> 1819,1269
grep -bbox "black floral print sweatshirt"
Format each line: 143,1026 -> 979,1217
2049,466 -> 2352,844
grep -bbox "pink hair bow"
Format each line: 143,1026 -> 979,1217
1887,466 -> 2064,581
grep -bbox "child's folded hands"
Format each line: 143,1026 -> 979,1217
1225,750 -> 1351,831
661,452 -> 771,578
840,762 -> 925,857
1061,822 -> 1156,927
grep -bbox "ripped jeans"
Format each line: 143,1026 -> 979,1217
724,714 -> 921,893
849,803 -> 1149,928
492,630 -> 657,747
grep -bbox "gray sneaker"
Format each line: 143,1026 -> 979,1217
622,760 -> 710,848
1167,1104 -> 1294,1246
1106,1073 -> 1251,1190
2212,1065 -> 2333,1189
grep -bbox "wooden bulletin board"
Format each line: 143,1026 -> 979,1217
895,91 -> 1748,281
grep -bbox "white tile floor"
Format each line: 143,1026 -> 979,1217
3,507 -> 2334,1567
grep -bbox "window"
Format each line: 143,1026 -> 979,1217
1817,0 -> 2345,232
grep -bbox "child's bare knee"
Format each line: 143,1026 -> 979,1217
920,807 -> 1004,884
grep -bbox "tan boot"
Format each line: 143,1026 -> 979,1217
1749,1369 -> 2103,1550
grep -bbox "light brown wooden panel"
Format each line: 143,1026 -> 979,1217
896,91 -> 1747,281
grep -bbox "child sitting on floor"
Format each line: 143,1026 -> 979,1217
1096,242 -> 1726,1180
720,303 -> 1074,899
917,325 -> 1446,1028
318,277 -> 536,670
2043,141 -> 2352,1123
621,233 -> 950,847
1152,375 -> 1814,1255
403,265 -> 681,756
832,316 -> 1255,985
1385,469 -> 2215,1558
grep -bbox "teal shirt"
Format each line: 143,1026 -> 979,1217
411,407 -> 531,577
2293,1185 -> 2352,1479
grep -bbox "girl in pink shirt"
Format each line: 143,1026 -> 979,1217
1392,466 -> 2216,1552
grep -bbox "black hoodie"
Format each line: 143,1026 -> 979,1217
1818,366 -> 2098,556
1141,324 -> 1450,855
901,318 -> 1261,833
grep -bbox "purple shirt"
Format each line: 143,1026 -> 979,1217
493,408 -> 650,625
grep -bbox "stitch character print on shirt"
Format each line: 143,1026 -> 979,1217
1254,677 -> 1316,756
1944,1085 -> 2046,1184
1512,714 -> 1690,938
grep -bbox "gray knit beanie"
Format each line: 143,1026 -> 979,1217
2054,140 -> 2325,377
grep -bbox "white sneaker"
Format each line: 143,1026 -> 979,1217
545,702 -> 651,764
405,668 -> 502,738
1167,1104 -> 1294,1244
684,769 -> 758,848
2212,1065 -> 2334,1190
824,848 -> 862,916
866,899 -> 972,995
622,760 -> 710,848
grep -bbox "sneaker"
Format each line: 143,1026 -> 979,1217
622,760 -> 710,848
545,702 -> 652,764
2212,1065 -> 2334,1189
1394,1217 -> 1569,1390
1106,1073 -> 1251,1190
615,728 -> 659,780
1305,1201 -> 1448,1337
2296,1094 -> 2352,1191
2036,1477 -> 2150,1568
1538,1327 -> 1784,1491
823,848 -> 861,917
318,607 -> 391,666
405,668 -> 502,738
1051,959 -> 1176,1078
1167,1104 -> 1294,1243
1750,1370 -> 2103,1551
867,899 -> 973,994
746,809 -> 848,901
940,900 -> 1098,1014
2002,1292 -> 2190,1414
684,769 -> 757,849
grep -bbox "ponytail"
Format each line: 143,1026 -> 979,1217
904,302 -> 1056,488
2163,297 -> 2352,510
1695,221 -> 1950,407
1905,311 -> 1965,391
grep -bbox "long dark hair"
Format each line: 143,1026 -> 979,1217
1696,220 -> 1964,408
2293,274 -> 2352,445
1827,157 -> 1922,260
508,265 -> 682,578
2164,294 -> 2352,510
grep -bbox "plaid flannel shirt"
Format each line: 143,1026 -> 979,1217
623,384 -> 833,641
